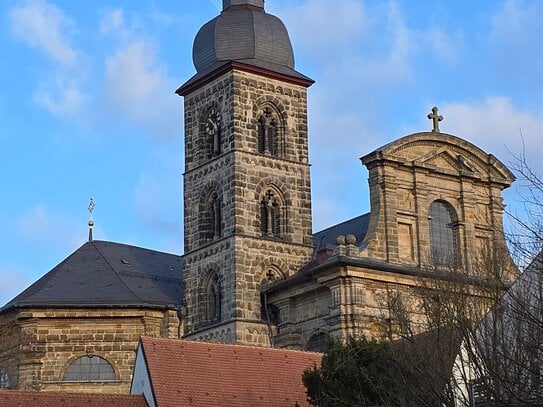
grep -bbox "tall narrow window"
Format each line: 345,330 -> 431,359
211,193 -> 222,240
258,116 -> 266,153
267,119 -> 277,156
260,190 -> 282,238
260,268 -> 283,323
201,191 -> 222,243
63,355 -> 115,382
257,107 -> 281,157
429,200 -> 459,266
0,369 -> 9,389
206,273 -> 221,322
204,107 -> 222,158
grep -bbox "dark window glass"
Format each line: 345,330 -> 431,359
0,369 -> 9,389
258,118 -> 266,153
306,333 -> 329,353
429,201 -> 459,266
206,273 -> 221,322
257,108 -> 280,157
268,120 -> 277,156
260,190 -> 281,238
63,356 -> 115,382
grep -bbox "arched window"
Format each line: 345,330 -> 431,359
210,193 -> 222,240
306,333 -> 330,353
257,106 -> 281,157
429,200 -> 459,266
63,355 -> 115,382
0,369 -> 9,389
204,107 -> 222,158
260,268 -> 283,324
205,273 -> 221,322
201,191 -> 222,243
260,190 -> 282,238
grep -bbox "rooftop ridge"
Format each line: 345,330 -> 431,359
92,241 -> 143,303
313,212 -> 370,236
141,335 -> 324,356
90,239 -> 180,256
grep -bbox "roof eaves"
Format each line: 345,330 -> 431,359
138,337 -> 159,407
265,255 -> 490,294
0,242 -> 91,312
6,302 -> 180,312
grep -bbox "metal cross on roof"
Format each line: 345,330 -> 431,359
427,106 -> 443,133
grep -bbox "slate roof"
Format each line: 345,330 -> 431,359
0,391 -> 148,407
138,336 -> 322,407
179,0 -> 312,94
313,212 -> 370,250
1,240 -> 183,312
194,4 -> 294,73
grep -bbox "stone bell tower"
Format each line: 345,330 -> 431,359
177,0 -> 314,345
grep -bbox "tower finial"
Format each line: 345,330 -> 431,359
222,0 -> 264,11
88,198 -> 95,242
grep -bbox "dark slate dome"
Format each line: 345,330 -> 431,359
193,0 -> 295,73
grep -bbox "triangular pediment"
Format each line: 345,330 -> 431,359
416,147 -> 479,175
415,147 -> 475,173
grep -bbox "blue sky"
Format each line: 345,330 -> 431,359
1,0 -> 542,305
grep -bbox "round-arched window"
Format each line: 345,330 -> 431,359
63,355 -> 115,382
429,200 -> 459,266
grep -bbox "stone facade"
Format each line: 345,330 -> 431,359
0,308 -> 179,394
182,69 -> 314,345
265,132 -> 517,350
0,1 -> 522,398
360,133 -> 514,271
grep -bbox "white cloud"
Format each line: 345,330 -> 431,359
17,205 -> 87,249
134,172 -> 181,235
441,97 -> 543,162
490,0 -> 543,82
359,1 -> 414,85
0,266 -> 33,307
276,0 -> 368,55
103,40 -> 180,137
33,75 -> 84,118
422,27 -> 460,63
10,0 -> 77,67
10,0 -> 87,120
100,9 -> 125,36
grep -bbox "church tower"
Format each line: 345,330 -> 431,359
177,0 -> 314,345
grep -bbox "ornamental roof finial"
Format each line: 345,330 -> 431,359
88,198 -> 95,242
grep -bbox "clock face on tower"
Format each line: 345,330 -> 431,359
205,108 -> 221,135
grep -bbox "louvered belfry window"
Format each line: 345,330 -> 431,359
260,190 -> 281,238
257,107 -> 280,157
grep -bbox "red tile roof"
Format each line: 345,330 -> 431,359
0,390 -> 148,407
140,336 -> 322,407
